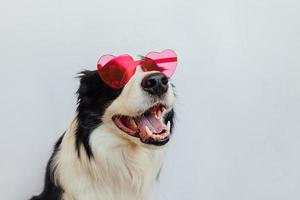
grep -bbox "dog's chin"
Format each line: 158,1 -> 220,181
112,104 -> 171,147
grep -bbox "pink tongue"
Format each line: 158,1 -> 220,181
136,113 -> 163,134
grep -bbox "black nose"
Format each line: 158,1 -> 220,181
141,73 -> 169,96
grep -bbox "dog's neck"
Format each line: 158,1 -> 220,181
52,117 -> 166,200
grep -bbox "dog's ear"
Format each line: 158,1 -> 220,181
76,70 -> 123,108
76,70 -> 101,105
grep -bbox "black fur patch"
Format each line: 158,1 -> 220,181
29,134 -> 64,200
164,108 -> 175,133
75,70 -> 123,158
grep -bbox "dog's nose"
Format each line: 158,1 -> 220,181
141,73 -> 169,96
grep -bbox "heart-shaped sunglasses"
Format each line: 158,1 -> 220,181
97,49 -> 177,89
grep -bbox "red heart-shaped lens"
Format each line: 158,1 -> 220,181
144,49 -> 177,78
97,55 -> 137,89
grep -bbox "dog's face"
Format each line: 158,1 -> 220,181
76,68 -> 175,152
102,67 -> 175,146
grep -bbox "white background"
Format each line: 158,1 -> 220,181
1,0 -> 300,199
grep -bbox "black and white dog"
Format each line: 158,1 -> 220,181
30,67 -> 175,200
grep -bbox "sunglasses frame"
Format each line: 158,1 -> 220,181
97,50 -> 177,89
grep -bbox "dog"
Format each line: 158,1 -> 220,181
30,66 -> 175,200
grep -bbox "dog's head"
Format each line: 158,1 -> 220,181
76,67 -> 175,155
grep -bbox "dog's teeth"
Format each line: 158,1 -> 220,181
155,110 -> 161,119
162,107 -> 166,113
155,134 -> 161,140
130,118 -> 137,129
158,110 -> 162,118
145,126 -> 152,136
167,121 -> 171,132
160,134 -> 166,140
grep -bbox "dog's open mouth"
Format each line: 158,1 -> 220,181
112,104 -> 170,146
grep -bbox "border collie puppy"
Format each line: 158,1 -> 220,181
30,67 -> 175,200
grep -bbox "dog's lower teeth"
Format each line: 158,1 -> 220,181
129,118 -> 137,129
167,121 -> 171,132
145,126 -> 152,136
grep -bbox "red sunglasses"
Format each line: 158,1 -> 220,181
97,49 -> 177,89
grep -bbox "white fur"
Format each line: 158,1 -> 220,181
52,68 -> 175,200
